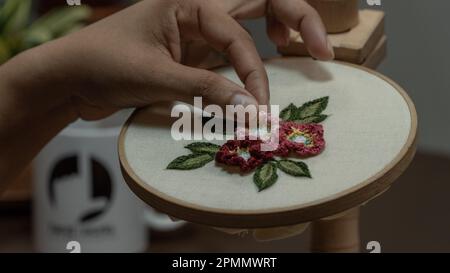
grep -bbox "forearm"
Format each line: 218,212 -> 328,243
0,44 -> 77,191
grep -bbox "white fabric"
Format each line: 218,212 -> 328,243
123,58 -> 412,213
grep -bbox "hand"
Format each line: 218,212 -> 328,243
0,0 -> 333,185
5,0 -> 333,120
218,0 -> 333,55
183,0 -> 335,74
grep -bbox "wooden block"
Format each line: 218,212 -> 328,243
363,35 -> 387,69
307,0 -> 359,33
278,9 -> 385,64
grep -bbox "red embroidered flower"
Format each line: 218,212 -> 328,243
215,140 -> 274,171
277,122 -> 325,157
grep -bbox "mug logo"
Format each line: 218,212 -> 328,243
48,155 -> 113,223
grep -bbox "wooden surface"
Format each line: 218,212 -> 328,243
307,0 -> 359,33
278,10 -> 385,64
119,58 -> 417,229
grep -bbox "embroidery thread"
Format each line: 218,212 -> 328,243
166,97 -> 329,192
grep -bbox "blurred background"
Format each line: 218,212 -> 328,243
1,0 -> 450,252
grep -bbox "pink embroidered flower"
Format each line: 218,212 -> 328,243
277,122 -> 325,157
215,140 -> 274,171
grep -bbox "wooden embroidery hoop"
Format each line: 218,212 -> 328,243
118,57 -> 417,229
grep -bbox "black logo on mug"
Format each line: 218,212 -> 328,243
48,155 -> 113,223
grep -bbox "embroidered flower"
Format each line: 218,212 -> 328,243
166,97 -> 330,193
277,122 -> 325,157
215,140 -> 274,171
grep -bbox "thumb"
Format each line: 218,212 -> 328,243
165,62 -> 259,108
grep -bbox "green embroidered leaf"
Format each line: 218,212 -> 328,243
253,162 -> 278,192
185,142 -> 221,155
295,114 -> 328,124
277,160 -> 312,178
297,96 -> 329,119
280,103 -> 298,121
167,154 -> 213,170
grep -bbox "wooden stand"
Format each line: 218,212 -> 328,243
311,208 -> 360,253
279,9 -> 386,66
278,2 -> 389,253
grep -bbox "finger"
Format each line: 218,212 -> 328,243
270,0 -> 334,61
162,61 -> 258,109
178,1 -> 270,105
266,11 -> 290,46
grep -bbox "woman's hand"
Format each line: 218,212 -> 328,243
0,0 -> 333,185
218,0 -> 333,54
184,0 -> 335,79
8,0 -> 333,120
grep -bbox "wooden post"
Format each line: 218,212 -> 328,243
310,208 -> 360,253
307,0 -> 359,33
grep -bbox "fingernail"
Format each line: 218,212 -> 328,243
230,93 -> 258,107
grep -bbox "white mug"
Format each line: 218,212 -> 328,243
33,111 -> 183,253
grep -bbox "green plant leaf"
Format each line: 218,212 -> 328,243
21,27 -> 53,51
167,154 -> 214,170
28,6 -> 91,38
277,160 -> 311,178
185,142 -> 221,155
295,114 -> 328,124
1,0 -> 31,35
0,37 -> 11,64
253,162 -> 278,192
58,22 -> 85,36
297,96 -> 329,119
0,0 -> 25,34
0,0 -> 18,31
280,103 -> 298,121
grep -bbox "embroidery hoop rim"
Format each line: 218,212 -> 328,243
118,57 -> 418,228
